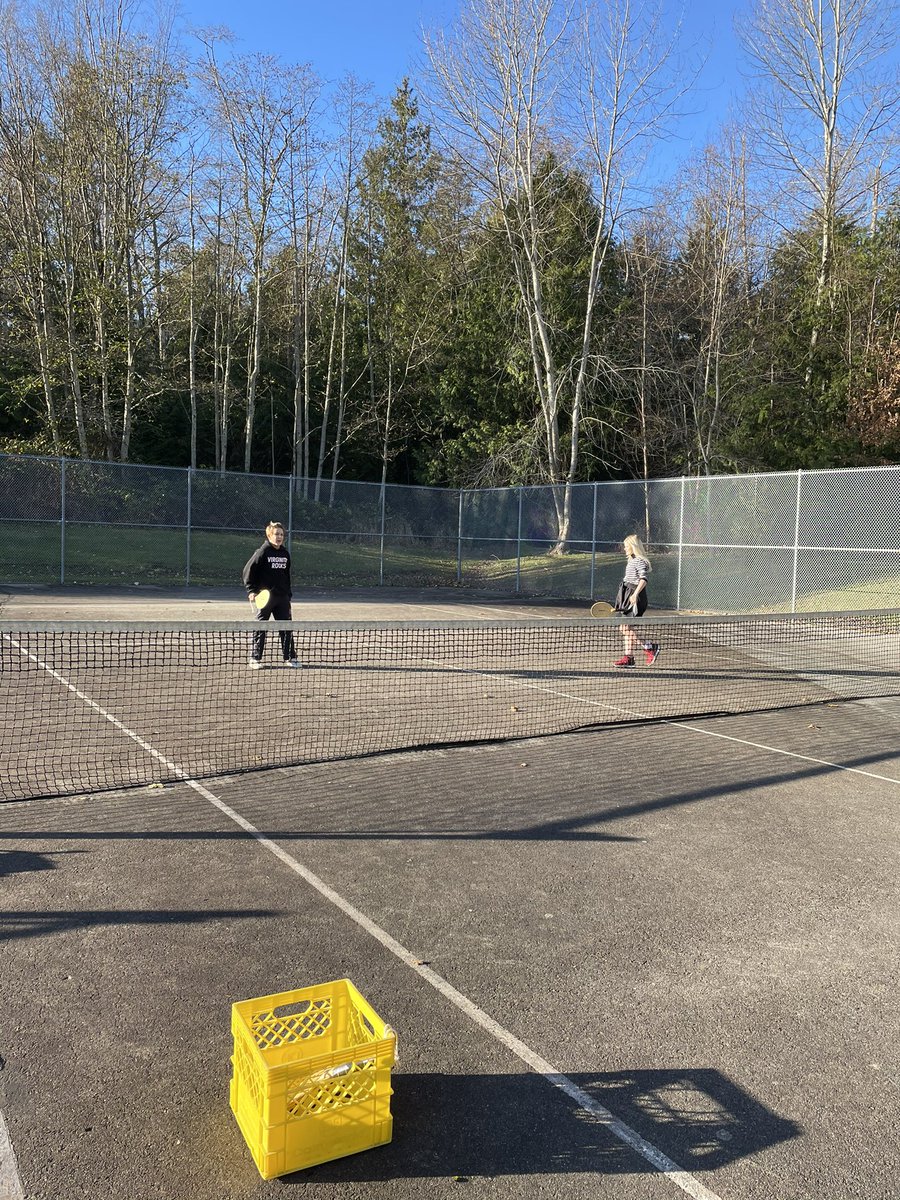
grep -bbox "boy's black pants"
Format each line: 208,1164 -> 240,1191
251,594 -> 297,661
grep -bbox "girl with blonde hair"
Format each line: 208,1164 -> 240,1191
613,534 -> 660,668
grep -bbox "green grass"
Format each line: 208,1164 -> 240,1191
744,579 -> 900,614
0,520 -> 616,596
1,523 -> 509,590
3,522 -> 898,610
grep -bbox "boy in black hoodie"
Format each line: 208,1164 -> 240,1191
242,521 -> 300,667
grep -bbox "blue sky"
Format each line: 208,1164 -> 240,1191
178,0 -> 749,164
180,0 -> 456,92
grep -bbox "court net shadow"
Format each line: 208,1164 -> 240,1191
0,907 -> 283,940
291,1068 -> 800,1182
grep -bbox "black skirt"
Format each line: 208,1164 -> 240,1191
614,581 -> 647,616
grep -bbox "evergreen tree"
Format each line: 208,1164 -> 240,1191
349,80 -> 449,485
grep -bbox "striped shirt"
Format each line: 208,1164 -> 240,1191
623,555 -> 650,585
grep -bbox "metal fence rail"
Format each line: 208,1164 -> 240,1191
1,453 -> 898,612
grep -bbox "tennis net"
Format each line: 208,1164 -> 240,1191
3,611 -> 899,802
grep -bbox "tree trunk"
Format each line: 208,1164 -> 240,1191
314,222 -> 347,500
244,258 -> 263,473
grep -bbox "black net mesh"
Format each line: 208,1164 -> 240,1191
3,612 -> 899,802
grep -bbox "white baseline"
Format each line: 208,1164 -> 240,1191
0,1111 -> 25,1200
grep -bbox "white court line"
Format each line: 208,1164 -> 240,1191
0,1112 -> 25,1200
479,673 -> 900,785
428,604 -> 565,622
670,722 -> 900,785
427,664 -> 651,723
5,633 -> 722,1200
421,658 -> 900,786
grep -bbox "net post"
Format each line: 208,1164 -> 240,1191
676,476 -> 685,610
185,467 -> 192,587
456,489 -> 463,584
59,455 -> 66,585
791,469 -> 803,613
589,482 -> 598,599
515,487 -> 523,594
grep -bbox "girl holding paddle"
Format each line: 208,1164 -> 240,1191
613,534 -> 660,668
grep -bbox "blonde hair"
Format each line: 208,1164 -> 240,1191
623,534 -> 651,568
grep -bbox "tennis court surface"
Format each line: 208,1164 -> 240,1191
1,598 -> 899,1199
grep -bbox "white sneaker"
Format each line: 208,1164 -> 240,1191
284,659 -> 302,668
249,659 -> 262,669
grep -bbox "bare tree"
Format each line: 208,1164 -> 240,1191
677,138 -> 760,471
739,0 -> 900,382
50,0 -> 183,459
282,65 -> 325,488
315,75 -> 376,500
621,220 -> 668,490
0,16 -> 63,450
200,136 -> 244,472
425,0 -> 687,549
3,1 -> 93,454
202,43 -> 309,471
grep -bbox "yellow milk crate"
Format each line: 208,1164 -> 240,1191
229,978 -> 396,1180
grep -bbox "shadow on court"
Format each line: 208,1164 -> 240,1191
293,1069 -> 801,1182
3,722 -> 900,851
1,701 -> 897,1200
0,906 -> 283,939
0,848 -> 61,876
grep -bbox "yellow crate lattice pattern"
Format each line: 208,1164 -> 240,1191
286,1059 -> 377,1119
230,980 -> 394,1179
250,998 -> 331,1050
347,1007 -> 376,1045
233,1039 -> 262,1112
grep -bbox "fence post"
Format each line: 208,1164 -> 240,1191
287,473 -> 294,552
791,469 -> 803,613
456,490 -> 463,584
589,483 -> 598,599
59,456 -> 66,585
185,468 -> 192,587
676,476 -> 686,610
515,487 -> 524,594
379,483 -> 386,587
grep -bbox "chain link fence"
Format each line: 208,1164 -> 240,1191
1,453 -> 898,611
